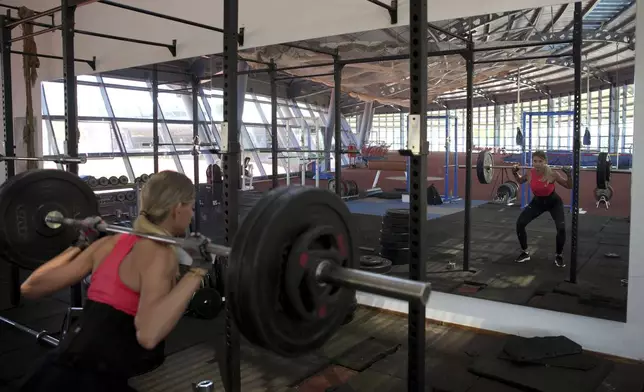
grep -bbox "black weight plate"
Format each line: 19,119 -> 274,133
118,175 -> 129,185
227,186 -> 294,349
327,178 -> 336,193
87,176 -> 98,188
385,208 -> 409,216
116,193 -> 126,202
597,152 -> 611,189
0,170 -> 99,270
360,255 -> 389,267
125,192 -> 136,202
228,186 -> 356,357
98,177 -> 109,186
476,150 -> 494,184
360,258 -> 392,274
108,176 -> 119,185
140,174 -> 150,183
190,288 -> 222,320
346,180 -> 358,196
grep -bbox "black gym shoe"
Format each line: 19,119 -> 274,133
515,251 -> 530,263
554,255 -> 566,268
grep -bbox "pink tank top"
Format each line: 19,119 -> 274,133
87,234 -> 141,316
530,168 -> 555,197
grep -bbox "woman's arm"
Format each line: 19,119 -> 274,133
555,171 -> 573,189
513,166 -> 529,184
134,243 -> 205,350
20,236 -> 112,299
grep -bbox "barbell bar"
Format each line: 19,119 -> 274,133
0,154 -> 87,164
44,213 -> 430,305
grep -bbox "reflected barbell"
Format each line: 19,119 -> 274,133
0,169 -> 430,357
0,154 -> 87,164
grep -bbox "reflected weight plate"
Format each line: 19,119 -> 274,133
228,186 -> 356,357
596,152 -> 611,189
108,176 -> 119,185
98,177 -> 109,187
0,170 -> 99,270
476,150 -> 494,184
118,175 -> 129,185
86,176 -> 98,188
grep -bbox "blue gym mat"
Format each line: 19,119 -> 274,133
346,198 -> 487,219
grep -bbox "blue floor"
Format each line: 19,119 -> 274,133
346,198 -> 488,219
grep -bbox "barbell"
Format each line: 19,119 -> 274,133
0,154 -> 87,164
461,150 -> 612,188
0,169 -> 431,358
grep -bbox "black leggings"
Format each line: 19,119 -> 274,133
516,192 -> 566,254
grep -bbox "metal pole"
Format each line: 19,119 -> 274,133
333,57 -> 342,196
191,76 -> 201,232
408,0 -> 428,389
0,15 -> 20,307
61,0 -> 82,308
270,61 -> 278,189
152,65 -> 159,173
464,36 -> 474,273
570,1 -> 582,283
222,0 -> 241,389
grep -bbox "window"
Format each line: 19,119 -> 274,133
77,85 -> 108,117
246,125 -> 270,149
242,100 -> 265,124
77,75 -> 98,82
102,77 -> 148,88
129,156 -> 178,177
205,96 -> 223,121
49,120 -> 118,154
178,154 -> 213,183
42,82 -> 64,115
106,88 -> 153,118
79,157 -> 129,179
158,92 -> 191,120
117,122 -> 172,153
165,123 -> 194,146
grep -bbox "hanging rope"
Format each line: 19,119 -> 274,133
18,6 -> 40,171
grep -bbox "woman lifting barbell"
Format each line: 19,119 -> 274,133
19,171 -> 209,392
512,150 -> 572,268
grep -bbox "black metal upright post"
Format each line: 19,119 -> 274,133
152,65 -> 159,173
463,34 -> 474,272
570,1 -> 582,284
333,56 -> 342,195
191,76 -> 201,232
269,60 -> 278,189
62,0 -> 82,308
221,0 -> 241,390
0,15 -> 20,307
407,0 -> 428,389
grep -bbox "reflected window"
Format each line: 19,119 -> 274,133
158,92 -> 190,120
102,77 -> 148,88
78,85 -> 108,117
130,156 -> 178,177
106,88 -> 153,118
50,120 -> 118,154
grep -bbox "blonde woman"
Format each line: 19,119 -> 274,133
19,171 -> 206,392
512,151 -> 573,268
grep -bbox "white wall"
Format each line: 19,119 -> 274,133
19,0 -> 576,79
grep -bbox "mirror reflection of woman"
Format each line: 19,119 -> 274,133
511,150 -> 573,268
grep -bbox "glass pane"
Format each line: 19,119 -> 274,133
246,125 -> 270,148
106,88 -> 153,118
158,92 -> 190,120
77,75 -> 97,82
50,120 -> 118,154
78,85 -> 108,117
166,123 -> 195,148
43,82 -> 64,115
205,96 -> 223,121
178,155 -> 211,183
242,100 -> 265,123
129,156 -> 178,177
118,122 -> 171,153
79,157 -> 128,179
102,77 -> 148,88
42,119 -> 59,155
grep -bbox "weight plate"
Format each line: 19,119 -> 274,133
0,169 -> 99,270
125,192 -> 136,201
108,176 -> 119,185
116,193 -> 126,202
98,177 -> 109,186
359,257 -> 392,274
87,176 -> 98,188
327,178 -> 336,193
346,180 -> 358,196
476,150 -> 494,184
340,180 -> 348,196
360,255 -> 389,267
140,174 -> 150,183
190,288 -> 222,320
118,175 -> 129,185
228,186 -> 356,357
597,152 -> 611,189
594,184 -> 614,202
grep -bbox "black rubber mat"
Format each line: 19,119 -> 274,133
467,377 -> 525,392
332,337 -> 400,372
327,369 -> 405,392
469,356 -> 614,392
596,362 -> 644,392
498,350 -> 599,370
503,336 -> 582,362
